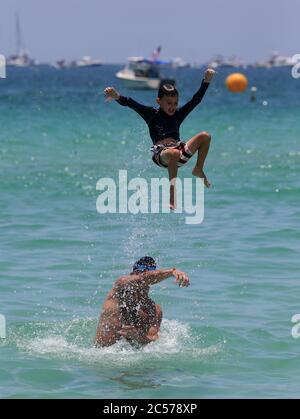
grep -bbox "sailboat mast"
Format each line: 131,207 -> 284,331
15,12 -> 25,55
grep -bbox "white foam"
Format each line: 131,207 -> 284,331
16,318 -> 223,366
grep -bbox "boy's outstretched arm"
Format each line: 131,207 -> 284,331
103,86 -> 154,122
178,68 -> 215,123
204,68 -> 215,83
104,86 -> 120,101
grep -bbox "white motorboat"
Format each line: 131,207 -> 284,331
254,51 -> 297,68
116,57 -> 161,89
170,57 -> 190,69
71,56 -> 103,68
207,55 -> 246,69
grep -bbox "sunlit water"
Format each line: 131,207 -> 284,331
0,65 -> 300,398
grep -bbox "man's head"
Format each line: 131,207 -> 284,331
156,84 -> 178,116
132,256 -> 157,274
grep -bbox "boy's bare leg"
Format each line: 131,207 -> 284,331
185,131 -> 211,187
168,163 -> 178,210
160,148 -> 180,209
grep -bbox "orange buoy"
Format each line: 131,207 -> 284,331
225,73 -> 248,93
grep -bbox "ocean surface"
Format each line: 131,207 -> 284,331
0,65 -> 299,399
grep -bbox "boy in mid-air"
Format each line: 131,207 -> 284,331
104,68 -> 215,209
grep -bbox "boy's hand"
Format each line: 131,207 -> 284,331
172,269 -> 190,287
104,86 -> 120,102
204,68 -> 216,83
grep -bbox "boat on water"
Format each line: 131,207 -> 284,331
170,57 -> 190,69
116,57 -> 161,89
54,59 -> 68,69
253,51 -> 296,68
116,56 -> 175,90
148,46 -> 190,69
54,56 -> 103,69
7,13 -> 35,67
70,56 -> 103,68
7,52 -> 35,67
207,55 -> 246,69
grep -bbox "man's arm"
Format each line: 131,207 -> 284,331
119,306 -> 162,345
140,268 -> 190,287
119,325 -> 159,345
115,268 -> 190,289
177,68 -> 215,123
94,299 -> 121,347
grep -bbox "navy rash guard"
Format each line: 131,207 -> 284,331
116,79 -> 210,145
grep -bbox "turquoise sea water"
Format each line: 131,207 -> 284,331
0,65 -> 300,399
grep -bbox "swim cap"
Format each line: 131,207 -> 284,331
132,256 -> 157,273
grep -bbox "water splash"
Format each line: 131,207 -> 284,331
12,318 -> 223,366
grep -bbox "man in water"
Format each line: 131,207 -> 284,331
94,256 -> 190,347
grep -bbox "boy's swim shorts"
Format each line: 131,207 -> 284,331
151,141 -> 193,168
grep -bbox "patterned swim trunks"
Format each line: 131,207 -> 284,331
151,141 -> 193,168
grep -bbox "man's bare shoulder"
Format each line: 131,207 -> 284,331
101,275 -> 134,314
113,274 -> 138,289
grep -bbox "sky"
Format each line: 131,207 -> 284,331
0,0 -> 299,64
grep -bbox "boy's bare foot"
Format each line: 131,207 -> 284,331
192,168 -> 211,188
169,203 -> 176,211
